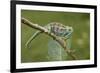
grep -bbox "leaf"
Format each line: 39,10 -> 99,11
48,39 -> 67,61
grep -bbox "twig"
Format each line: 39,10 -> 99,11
21,17 -> 77,60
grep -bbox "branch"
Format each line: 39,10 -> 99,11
21,17 -> 77,60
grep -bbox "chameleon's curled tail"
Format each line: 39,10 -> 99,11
25,31 -> 42,49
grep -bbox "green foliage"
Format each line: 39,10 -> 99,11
21,10 -> 90,63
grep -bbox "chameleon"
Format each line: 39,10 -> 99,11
25,22 -> 73,49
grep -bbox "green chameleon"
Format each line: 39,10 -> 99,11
25,22 -> 73,60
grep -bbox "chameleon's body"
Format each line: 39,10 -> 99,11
46,22 -> 73,38
25,22 -> 73,48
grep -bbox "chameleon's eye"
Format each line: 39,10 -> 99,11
68,29 -> 71,31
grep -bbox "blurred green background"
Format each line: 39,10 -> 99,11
21,10 -> 90,63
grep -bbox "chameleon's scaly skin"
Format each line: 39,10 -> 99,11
25,22 -> 73,49
47,22 -> 73,39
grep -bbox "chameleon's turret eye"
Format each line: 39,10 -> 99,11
65,26 -> 73,33
68,29 -> 71,31
68,27 -> 73,32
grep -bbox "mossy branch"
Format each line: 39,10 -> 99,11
21,17 -> 77,60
